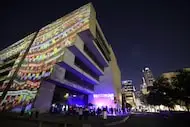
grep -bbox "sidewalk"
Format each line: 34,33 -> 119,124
0,112 -> 130,127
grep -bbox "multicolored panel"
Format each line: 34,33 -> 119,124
0,33 -> 37,110
0,33 -> 35,61
0,4 -> 91,111
0,33 -> 36,95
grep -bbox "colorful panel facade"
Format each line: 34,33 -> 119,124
0,33 -> 37,110
0,4 -> 92,111
0,33 -> 36,96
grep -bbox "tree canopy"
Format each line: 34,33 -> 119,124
173,70 -> 190,110
146,69 -> 190,111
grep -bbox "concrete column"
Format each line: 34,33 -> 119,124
33,80 -> 56,113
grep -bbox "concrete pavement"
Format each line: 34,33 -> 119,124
0,112 -> 129,127
1,112 -> 190,127
106,112 -> 190,127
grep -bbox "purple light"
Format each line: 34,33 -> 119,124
67,96 -> 85,106
93,94 -> 114,99
92,93 -> 115,108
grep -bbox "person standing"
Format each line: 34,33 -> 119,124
84,107 -> 89,120
20,104 -> 26,116
79,107 -> 83,120
73,107 -> 76,116
103,107 -> 107,119
30,107 -> 35,118
93,108 -> 96,116
97,107 -> 101,117
76,107 -> 79,115
110,107 -> 113,115
35,109 -> 39,118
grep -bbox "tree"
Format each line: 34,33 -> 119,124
146,69 -> 190,112
173,70 -> 190,111
146,76 -> 176,109
139,93 -> 148,105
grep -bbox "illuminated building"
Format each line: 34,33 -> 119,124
0,33 -> 37,111
121,80 -> 136,107
142,67 -> 154,91
0,3 -> 121,112
140,77 -> 149,95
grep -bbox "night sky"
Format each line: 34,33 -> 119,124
1,0 -> 190,89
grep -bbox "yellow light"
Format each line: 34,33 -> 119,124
64,93 -> 69,98
52,39 -> 56,44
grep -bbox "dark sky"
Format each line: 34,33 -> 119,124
1,0 -> 190,89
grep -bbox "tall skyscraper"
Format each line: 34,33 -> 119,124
0,3 -> 121,112
140,77 -> 149,95
121,80 -> 136,107
142,67 -> 154,90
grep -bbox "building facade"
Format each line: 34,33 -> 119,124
0,3 -> 121,112
121,80 -> 136,107
140,77 -> 149,95
142,67 -> 154,91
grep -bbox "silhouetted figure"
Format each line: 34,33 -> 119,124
35,109 -> 39,118
122,108 -> 125,114
97,107 -> 101,117
92,108 -> 96,116
20,105 -> 26,116
110,107 -> 113,115
73,107 -> 76,116
29,108 -> 34,118
2,106 -> 6,112
31,107 -> 37,118
76,107 -> 79,115
69,106 -> 73,115
79,107 -> 83,120
114,108 -> 117,115
103,107 -> 107,119
84,107 -> 89,120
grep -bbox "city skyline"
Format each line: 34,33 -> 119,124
1,0 -> 190,88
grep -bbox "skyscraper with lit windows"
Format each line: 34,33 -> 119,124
142,67 -> 154,88
0,3 -> 121,112
121,80 -> 136,107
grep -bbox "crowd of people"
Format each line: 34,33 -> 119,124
18,104 -> 131,120
50,105 -> 131,119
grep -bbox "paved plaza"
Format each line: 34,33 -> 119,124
0,112 -> 189,127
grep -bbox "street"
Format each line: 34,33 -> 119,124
114,113 -> 189,127
0,112 -> 189,127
